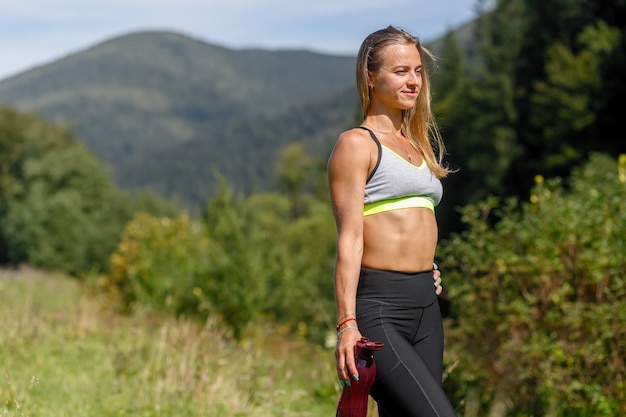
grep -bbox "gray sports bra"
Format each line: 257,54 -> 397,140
360,127 -> 443,216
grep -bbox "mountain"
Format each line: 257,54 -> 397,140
116,84 -> 358,206
0,24 -> 475,209
0,31 -> 356,196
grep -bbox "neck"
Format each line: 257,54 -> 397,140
364,104 -> 403,130
362,118 -> 402,135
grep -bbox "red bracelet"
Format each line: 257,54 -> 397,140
336,317 -> 357,331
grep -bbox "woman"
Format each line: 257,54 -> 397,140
328,26 -> 457,416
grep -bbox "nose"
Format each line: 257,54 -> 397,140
408,72 -> 420,86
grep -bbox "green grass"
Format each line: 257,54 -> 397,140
0,267 -> 345,417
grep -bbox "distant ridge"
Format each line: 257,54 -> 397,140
0,23 -> 475,208
0,31 -> 355,169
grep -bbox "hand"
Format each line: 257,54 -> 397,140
433,262 -> 443,296
335,327 -> 362,387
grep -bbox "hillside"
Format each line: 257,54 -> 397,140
116,85 -> 358,206
0,31 -> 355,174
0,25 -> 476,209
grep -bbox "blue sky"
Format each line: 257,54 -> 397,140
0,0 -> 479,81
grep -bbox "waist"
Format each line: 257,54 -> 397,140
364,195 -> 435,216
356,267 -> 438,307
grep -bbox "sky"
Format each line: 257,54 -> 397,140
0,0 -> 479,81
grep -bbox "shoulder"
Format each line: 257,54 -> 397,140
328,127 -> 378,186
330,127 -> 377,161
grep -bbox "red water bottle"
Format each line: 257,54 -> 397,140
336,337 -> 384,417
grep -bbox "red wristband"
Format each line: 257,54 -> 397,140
336,317 -> 357,331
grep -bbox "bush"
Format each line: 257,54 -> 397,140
105,213 -> 210,316
440,153 -> 626,416
102,177 -> 337,342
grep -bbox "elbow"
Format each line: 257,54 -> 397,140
336,236 -> 363,262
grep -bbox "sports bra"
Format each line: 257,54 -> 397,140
360,127 -> 443,216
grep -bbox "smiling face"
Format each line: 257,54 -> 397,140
368,43 -> 423,112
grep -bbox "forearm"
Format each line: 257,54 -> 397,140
333,248 -> 363,385
334,245 -> 362,322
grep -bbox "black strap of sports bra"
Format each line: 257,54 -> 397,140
358,126 -> 382,183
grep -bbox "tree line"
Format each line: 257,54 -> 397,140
431,0 -> 625,237
0,107 -> 181,273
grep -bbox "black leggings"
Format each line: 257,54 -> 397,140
356,268 -> 457,417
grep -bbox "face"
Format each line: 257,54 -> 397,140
369,43 -> 423,111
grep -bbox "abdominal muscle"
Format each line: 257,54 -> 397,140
361,207 -> 438,272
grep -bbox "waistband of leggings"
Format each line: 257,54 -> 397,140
361,267 -> 433,276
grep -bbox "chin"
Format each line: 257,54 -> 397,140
397,98 -> 417,109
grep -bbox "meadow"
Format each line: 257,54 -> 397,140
0,267 -> 354,417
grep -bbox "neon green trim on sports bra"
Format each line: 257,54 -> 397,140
363,195 -> 435,216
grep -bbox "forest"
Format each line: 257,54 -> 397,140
1,0 -> 625,416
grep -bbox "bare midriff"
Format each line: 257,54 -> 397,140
361,207 -> 437,272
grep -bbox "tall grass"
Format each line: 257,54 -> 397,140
0,267 -> 347,416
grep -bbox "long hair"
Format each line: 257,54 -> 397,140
356,26 -> 452,178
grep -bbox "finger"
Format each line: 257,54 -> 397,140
336,345 -> 352,383
336,349 -> 347,374
434,273 -> 442,288
336,360 -> 348,384
344,351 -> 359,383
338,366 -> 351,386
435,277 -> 443,294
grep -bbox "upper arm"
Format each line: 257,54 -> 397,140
327,130 -> 373,245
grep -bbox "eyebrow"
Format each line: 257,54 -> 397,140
392,64 -> 422,70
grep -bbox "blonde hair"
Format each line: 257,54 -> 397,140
356,26 -> 451,178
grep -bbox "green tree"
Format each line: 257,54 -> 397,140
0,106 -> 180,273
430,28 -> 487,236
200,179 -> 285,337
275,142 -> 324,218
434,0 -> 626,218
531,21 -> 623,169
201,173 -> 335,341
455,0 -> 525,197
